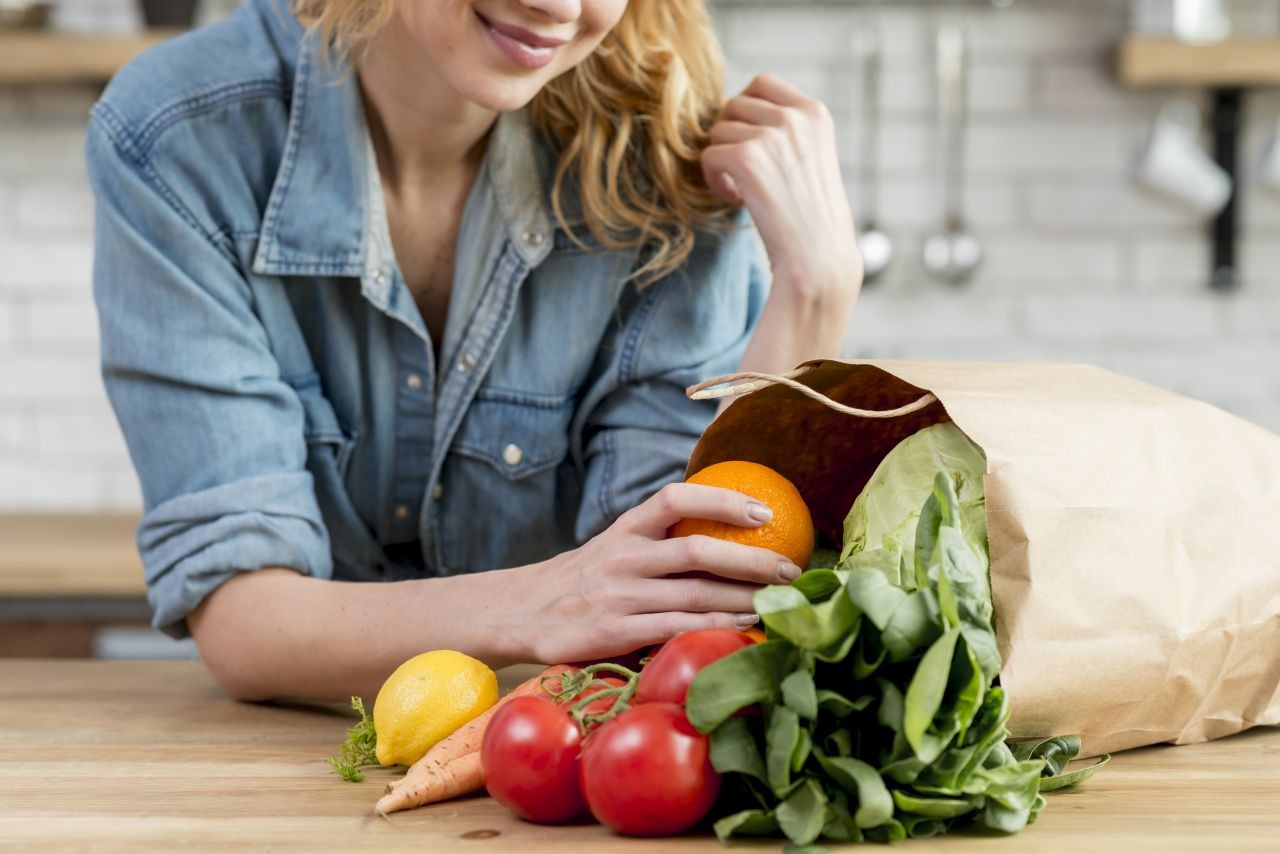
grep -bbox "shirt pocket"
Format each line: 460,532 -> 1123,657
451,390 -> 572,480
440,390 -> 579,573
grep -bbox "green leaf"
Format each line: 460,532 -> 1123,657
903,627 -> 961,762
687,639 -> 797,732
1039,754 -> 1111,792
782,670 -> 818,720
891,790 -> 976,819
792,568 -> 843,602
326,697 -> 378,783
792,728 -> 813,773
713,808 -> 779,840
815,689 -> 872,718
1009,734 -> 1081,776
766,706 -> 802,793
776,779 -> 828,845
814,753 -> 893,828
851,631 -> 887,680
708,716 -> 767,783
881,589 -> 942,661
756,582 -> 861,656
842,557 -> 907,630
839,422 -> 987,576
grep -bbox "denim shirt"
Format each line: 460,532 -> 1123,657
88,0 -> 768,638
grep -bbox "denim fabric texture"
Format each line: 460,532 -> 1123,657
88,0 -> 769,638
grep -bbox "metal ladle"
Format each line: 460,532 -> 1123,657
855,8 -> 892,284
922,13 -> 982,285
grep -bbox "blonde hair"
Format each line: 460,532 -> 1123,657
293,0 -> 734,284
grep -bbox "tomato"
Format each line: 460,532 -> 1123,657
634,628 -> 755,706
480,696 -> 586,824
744,626 -> 767,644
579,702 -> 721,836
579,676 -> 627,717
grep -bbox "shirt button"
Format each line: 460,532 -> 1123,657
431,483 -> 444,501
521,229 -> 545,247
404,372 -> 423,391
456,352 -> 477,373
373,270 -> 387,285
394,503 -> 411,520
502,443 -> 524,467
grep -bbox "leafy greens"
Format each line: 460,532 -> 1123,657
687,423 -> 1107,848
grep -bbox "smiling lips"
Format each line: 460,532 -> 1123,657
477,11 -> 568,70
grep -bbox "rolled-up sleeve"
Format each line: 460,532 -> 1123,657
87,113 -> 331,638
573,214 -> 770,542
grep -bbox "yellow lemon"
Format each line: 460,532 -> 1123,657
373,650 -> 498,767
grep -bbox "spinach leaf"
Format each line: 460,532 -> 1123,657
687,640 -> 798,732
776,779 -> 828,845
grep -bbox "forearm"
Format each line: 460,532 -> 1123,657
727,269 -> 860,409
188,565 -> 532,703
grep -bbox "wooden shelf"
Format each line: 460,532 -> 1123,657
0,515 -> 145,597
0,30 -> 180,84
1119,35 -> 1280,87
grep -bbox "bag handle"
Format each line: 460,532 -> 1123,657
687,365 -> 938,419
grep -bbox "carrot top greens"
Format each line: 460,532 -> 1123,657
327,697 -> 378,783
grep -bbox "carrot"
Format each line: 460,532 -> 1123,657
374,664 -> 571,815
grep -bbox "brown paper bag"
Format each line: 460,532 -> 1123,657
686,359 -> 1280,757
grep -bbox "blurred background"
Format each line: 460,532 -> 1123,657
1,0 -> 1278,659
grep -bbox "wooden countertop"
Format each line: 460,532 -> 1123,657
2,661 -> 1278,852
0,515 -> 144,597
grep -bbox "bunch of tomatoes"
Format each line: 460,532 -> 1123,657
479,627 -> 758,836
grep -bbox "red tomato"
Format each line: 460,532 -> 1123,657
580,702 -> 721,836
480,696 -> 586,824
634,628 -> 755,706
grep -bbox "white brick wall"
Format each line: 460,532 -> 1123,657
715,0 -> 1280,440
1,0 -> 1278,513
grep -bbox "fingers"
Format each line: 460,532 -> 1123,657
722,94 -> 788,128
742,71 -> 811,107
617,611 -> 760,651
630,535 -> 801,585
701,145 -> 747,205
621,482 -> 773,537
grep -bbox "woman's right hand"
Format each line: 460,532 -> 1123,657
502,482 -> 804,665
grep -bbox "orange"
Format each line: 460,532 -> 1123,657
669,460 -> 814,571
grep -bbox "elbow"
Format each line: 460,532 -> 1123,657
193,627 -> 275,703
188,601 -> 278,703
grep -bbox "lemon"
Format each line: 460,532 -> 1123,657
373,650 -> 498,767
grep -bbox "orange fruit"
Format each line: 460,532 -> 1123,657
669,460 -> 814,571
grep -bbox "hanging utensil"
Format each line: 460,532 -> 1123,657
922,11 -> 982,285
855,5 -> 892,284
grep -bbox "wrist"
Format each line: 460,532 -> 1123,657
768,261 -> 861,310
478,561 -> 546,665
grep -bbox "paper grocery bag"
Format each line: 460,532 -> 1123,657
685,359 -> 1280,758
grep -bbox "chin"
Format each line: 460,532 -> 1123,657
454,71 -> 548,113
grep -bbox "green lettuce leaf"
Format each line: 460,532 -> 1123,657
838,422 -> 988,586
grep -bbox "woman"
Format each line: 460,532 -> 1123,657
89,0 -> 860,701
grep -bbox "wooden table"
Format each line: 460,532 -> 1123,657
2,660 -> 1277,852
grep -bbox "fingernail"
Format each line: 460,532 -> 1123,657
734,613 -> 760,627
778,561 -> 802,582
746,502 -> 773,524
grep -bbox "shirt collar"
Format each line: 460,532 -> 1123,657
253,32 -> 558,278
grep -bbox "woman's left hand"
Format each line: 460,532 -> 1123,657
701,73 -> 861,305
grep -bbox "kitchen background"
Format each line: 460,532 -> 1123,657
1,0 -> 1278,656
